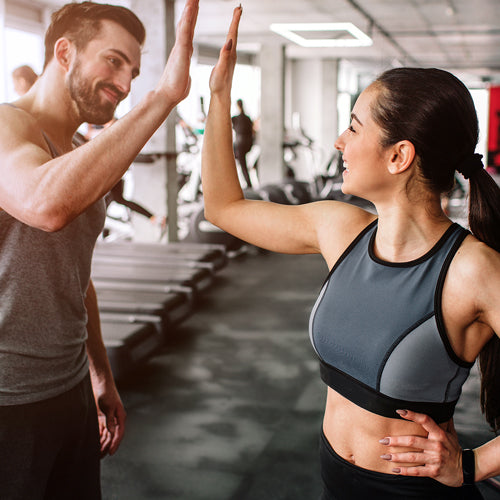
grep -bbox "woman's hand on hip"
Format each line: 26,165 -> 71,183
379,409 -> 464,487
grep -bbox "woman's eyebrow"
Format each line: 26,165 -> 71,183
351,112 -> 363,126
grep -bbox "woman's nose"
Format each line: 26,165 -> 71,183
334,134 -> 344,152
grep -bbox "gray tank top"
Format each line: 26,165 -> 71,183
309,220 -> 472,423
0,129 -> 106,405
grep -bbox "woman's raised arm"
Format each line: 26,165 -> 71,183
201,7 -> 369,256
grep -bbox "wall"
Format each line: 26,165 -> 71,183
128,0 -> 174,242
287,58 -> 338,180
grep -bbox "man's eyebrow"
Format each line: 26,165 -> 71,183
108,48 -> 140,77
350,113 -> 363,126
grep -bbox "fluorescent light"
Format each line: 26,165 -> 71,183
270,22 -> 373,48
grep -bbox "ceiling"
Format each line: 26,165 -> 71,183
7,0 -> 500,85
191,0 -> 500,85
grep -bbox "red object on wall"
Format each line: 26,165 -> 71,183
488,86 -> 500,168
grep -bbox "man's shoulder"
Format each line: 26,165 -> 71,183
0,102 -> 35,130
0,103 -> 45,150
0,102 -> 36,126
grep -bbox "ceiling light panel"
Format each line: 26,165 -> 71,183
270,22 -> 373,47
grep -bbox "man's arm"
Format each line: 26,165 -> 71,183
0,0 -> 199,231
85,279 -> 126,457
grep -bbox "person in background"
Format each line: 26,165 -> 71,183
0,1 -> 198,498
11,65 -> 38,96
232,98 -> 254,188
202,7 -> 500,499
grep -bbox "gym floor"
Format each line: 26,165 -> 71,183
101,242 -> 500,499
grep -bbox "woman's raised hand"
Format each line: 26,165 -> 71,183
209,5 -> 242,96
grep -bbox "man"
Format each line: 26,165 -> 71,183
0,1 -> 198,498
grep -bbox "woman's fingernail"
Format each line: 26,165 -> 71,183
379,438 -> 390,445
380,454 -> 392,461
396,409 -> 408,417
225,39 -> 233,51
392,468 -> 401,474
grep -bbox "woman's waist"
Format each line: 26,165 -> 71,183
323,388 -> 449,474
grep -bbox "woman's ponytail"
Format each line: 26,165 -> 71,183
466,164 -> 500,432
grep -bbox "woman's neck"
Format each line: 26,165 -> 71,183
373,200 -> 451,262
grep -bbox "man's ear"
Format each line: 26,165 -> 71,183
387,140 -> 416,175
54,37 -> 75,71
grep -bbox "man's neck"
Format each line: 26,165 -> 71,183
15,66 -> 81,153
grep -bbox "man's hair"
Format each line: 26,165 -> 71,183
12,65 -> 38,86
43,1 -> 146,69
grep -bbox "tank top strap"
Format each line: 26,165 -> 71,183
41,131 -> 60,158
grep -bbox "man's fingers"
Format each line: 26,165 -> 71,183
107,406 -> 126,456
177,0 -> 199,41
99,424 -> 112,457
109,422 -> 125,455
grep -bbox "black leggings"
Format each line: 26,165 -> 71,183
319,429 -> 484,500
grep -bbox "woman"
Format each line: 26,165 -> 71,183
202,7 -> 500,499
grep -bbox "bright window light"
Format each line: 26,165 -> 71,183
270,22 -> 372,48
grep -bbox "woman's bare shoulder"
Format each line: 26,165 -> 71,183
312,200 -> 377,268
447,234 -> 500,316
453,234 -> 499,279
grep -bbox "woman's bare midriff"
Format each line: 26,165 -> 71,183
323,387 -> 450,473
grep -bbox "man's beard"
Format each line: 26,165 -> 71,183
68,59 -> 123,125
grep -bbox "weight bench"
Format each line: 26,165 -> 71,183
95,241 -> 228,273
100,316 -> 163,380
91,260 -> 214,297
96,287 -> 192,335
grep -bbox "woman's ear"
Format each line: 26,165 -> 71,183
387,140 -> 416,175
54,37 -> 75,71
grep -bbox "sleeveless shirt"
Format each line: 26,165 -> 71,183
309,220 -> 472,423
0,129 -> 106,405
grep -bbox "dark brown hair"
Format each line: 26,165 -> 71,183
372,67 -> 500,431
43,1 -> 145,69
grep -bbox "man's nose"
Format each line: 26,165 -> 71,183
114,72 -> 132,98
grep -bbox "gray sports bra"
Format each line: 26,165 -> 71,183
309,220 -> 472,423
